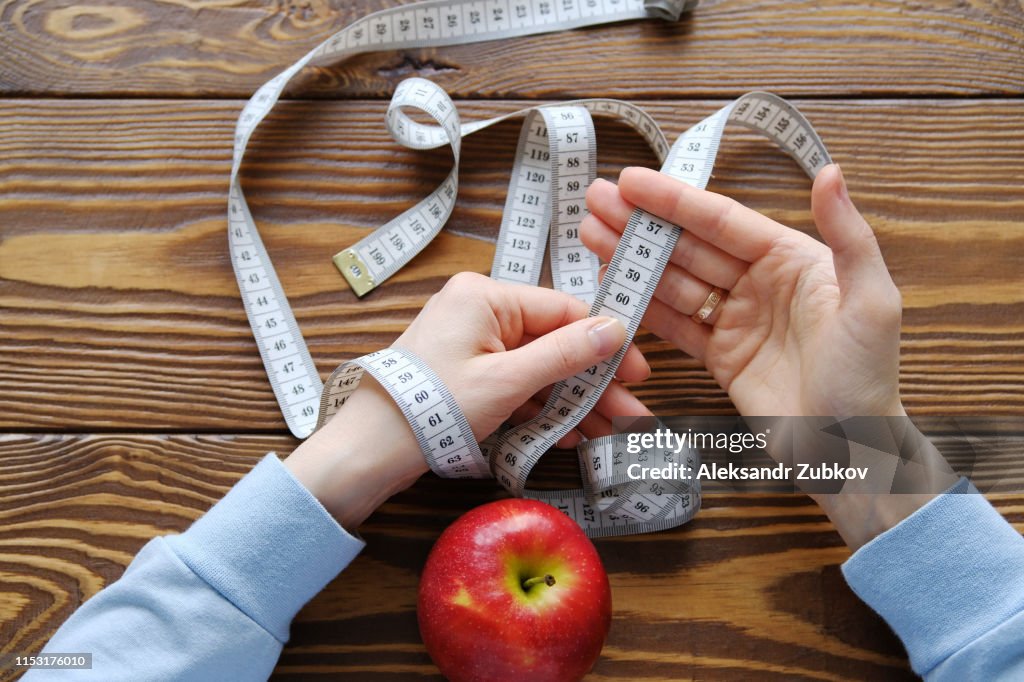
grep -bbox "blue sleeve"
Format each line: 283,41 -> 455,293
23,454 -> 365,680
842,480 -> 1024,680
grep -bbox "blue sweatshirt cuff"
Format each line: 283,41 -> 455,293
165,453 -> 365,643
841,480 -> 1024,675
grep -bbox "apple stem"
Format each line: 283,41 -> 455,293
522,574 -> 556,590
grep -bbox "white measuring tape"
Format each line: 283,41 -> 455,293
229,0 -> 832,536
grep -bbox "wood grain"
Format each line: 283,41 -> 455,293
6,434 -> 1021,680
3,0 -> 1023,678
2,0 -> 1023,99
2,98 -> 1023,430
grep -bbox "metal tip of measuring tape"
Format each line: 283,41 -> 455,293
644,0 -> 701,22
333,249 -> 376,297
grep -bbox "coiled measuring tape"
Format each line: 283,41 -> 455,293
229,0 -> 832,536
314,347 -> 699,536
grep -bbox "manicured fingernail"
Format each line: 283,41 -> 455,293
589,317 -> 626,355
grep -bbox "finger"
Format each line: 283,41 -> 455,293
617,343 -> 651,382
514,328 -> 649,382
617,167 -> 790,262
497,279 -> 590,339
584,176 -> 636,230
568,387 -> 650,442
497,316 -> 627,399
593,238 -> 728,325
653,263 -> 728,325
585,179 -> 748,288
575,408 -> 614,441
556,430 -> 584,449
594,381 -> 653,420
599,261 -> 712,363
507,396 -> 545,426
494,280 -> 649,381
811,164 -> 900,310
597,264 -> 712,366
672,231 -> 746,290
581,211 -> 625,260
545,407 -> 585,448
640,297 -> 711,363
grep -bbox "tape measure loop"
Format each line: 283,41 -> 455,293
318,347 -> 489,479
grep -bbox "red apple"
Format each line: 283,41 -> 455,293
417,498 -> 612,682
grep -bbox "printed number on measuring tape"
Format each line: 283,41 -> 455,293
228,0 -> 832,537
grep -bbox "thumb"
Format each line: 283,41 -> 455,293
812,164 -> 897,308
498,316 -> 626,398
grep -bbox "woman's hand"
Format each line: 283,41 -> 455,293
582,164 -> 905,420
285,273 -> 651,529
582,165 -> 962,549
394,272 -> 651,442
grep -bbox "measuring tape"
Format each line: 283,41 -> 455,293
315,347 -> 699,536
229,0 -> 832,536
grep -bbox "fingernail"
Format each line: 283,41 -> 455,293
598,263 -> 608,281
591,177 -> 614,188
618,356 -> 651,382
833,164 -> 850,204
589,317 -> 626,355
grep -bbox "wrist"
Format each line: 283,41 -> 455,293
816,493 -> 942,551
284,378 -> 428,530
812,409 -> 960,550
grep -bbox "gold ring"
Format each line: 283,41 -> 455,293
691,286 -> 725,325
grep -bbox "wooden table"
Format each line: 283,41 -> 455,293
2,1 -> 1023,679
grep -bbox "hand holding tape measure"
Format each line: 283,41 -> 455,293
228,0 -> 832,536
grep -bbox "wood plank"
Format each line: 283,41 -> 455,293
6,435 -> 1020,678
2,98 -> 1023,431
2,0 -> 1023,99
